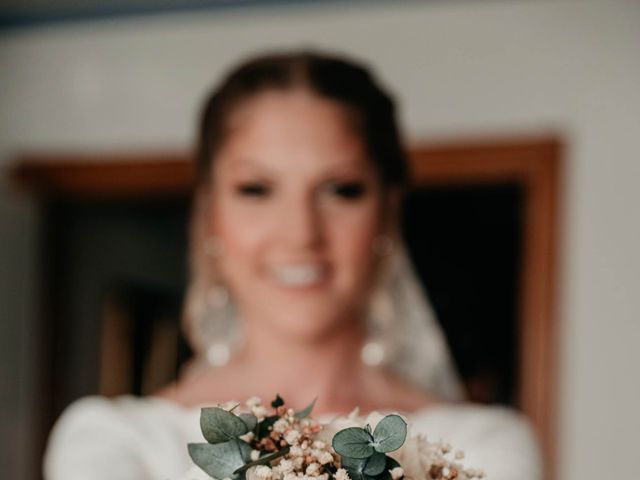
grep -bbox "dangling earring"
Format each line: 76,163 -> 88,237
372,234 -> 393,256
362,241 -> 396,367
206,342 -> 231,367
201,284 -> 236,367
361,338 -> 386,366
361,304 -> 391,367
200,234 -> 237,367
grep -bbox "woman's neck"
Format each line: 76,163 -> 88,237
161,314 -> 439,415
229,317 -> 368,413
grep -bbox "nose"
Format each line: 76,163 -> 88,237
280,194 -> 323,250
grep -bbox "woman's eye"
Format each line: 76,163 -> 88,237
325,181 -> 367,200
235,183 -> 270,197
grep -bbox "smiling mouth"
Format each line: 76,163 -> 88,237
267,264 -> 328,288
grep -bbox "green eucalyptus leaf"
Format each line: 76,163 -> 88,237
234,446 -> 291,474
332,427 -> 374,459
385,456 -> 401,471
340,457 -> 367,480
344,469 -> 367,480
188,439 -> 252,479
271,394 -> 285,408
371,415 -> 407,453
201,407 -> 250,444
342,452 -> 387,476
295,398 -> 317,419
239,414 -> 258,432
363,452 -> 387,476
237,438 -> 254,463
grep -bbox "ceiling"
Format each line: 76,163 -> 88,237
0,0 -> 411,30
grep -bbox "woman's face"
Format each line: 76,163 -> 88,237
207,88 -> 389,341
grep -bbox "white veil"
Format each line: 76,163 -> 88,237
365,240 -> 465,401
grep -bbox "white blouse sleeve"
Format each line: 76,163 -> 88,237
412,404 -> 544,480
462,406 -> 543,480
43,396 -> 149,480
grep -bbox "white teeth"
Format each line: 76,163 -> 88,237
269,265 -> 326,286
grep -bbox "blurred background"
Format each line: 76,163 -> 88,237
1,0 -> 638,479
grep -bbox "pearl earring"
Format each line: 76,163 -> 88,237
202,285 -> 234,368
207,343 -> 231,367
361,340 -> 386,366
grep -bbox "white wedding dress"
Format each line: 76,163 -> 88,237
43,395 -> 543,480
45,245 -> 542,479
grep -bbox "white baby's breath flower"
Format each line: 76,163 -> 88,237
252,406 -> 270,419
292,456 -> 304,470
335,468 -> 350,480
388,432 -> 436,480
246,396 -> 262,408
285,429 -> 300,445
255,465 -> 273,480
290,445 -> 304,458
245,467 -> 259,480
312,440 -> 326,450
305,463 -> 320,476
464,468 -> 486,478
318,451 -> 334,465
273,418 -> 290,433
389,467 -> 404,480
276,459 -> 294,475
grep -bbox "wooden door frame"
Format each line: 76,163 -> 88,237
409,136 -> 562,477
13,135 -> 562,477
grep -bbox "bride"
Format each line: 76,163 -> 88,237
44,50 -> 542,479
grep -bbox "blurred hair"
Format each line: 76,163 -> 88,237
183,49 -> 410,361
195,49 -> 409,190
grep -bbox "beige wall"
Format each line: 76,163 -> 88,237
1,0 -> 639,478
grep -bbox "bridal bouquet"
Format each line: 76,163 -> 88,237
182,396 -> 485,480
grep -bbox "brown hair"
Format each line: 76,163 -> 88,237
194,49 -> 409,190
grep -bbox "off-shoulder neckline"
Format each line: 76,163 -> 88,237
135,394 -> 481,420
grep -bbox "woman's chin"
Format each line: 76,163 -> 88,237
263,314 -> 349,343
